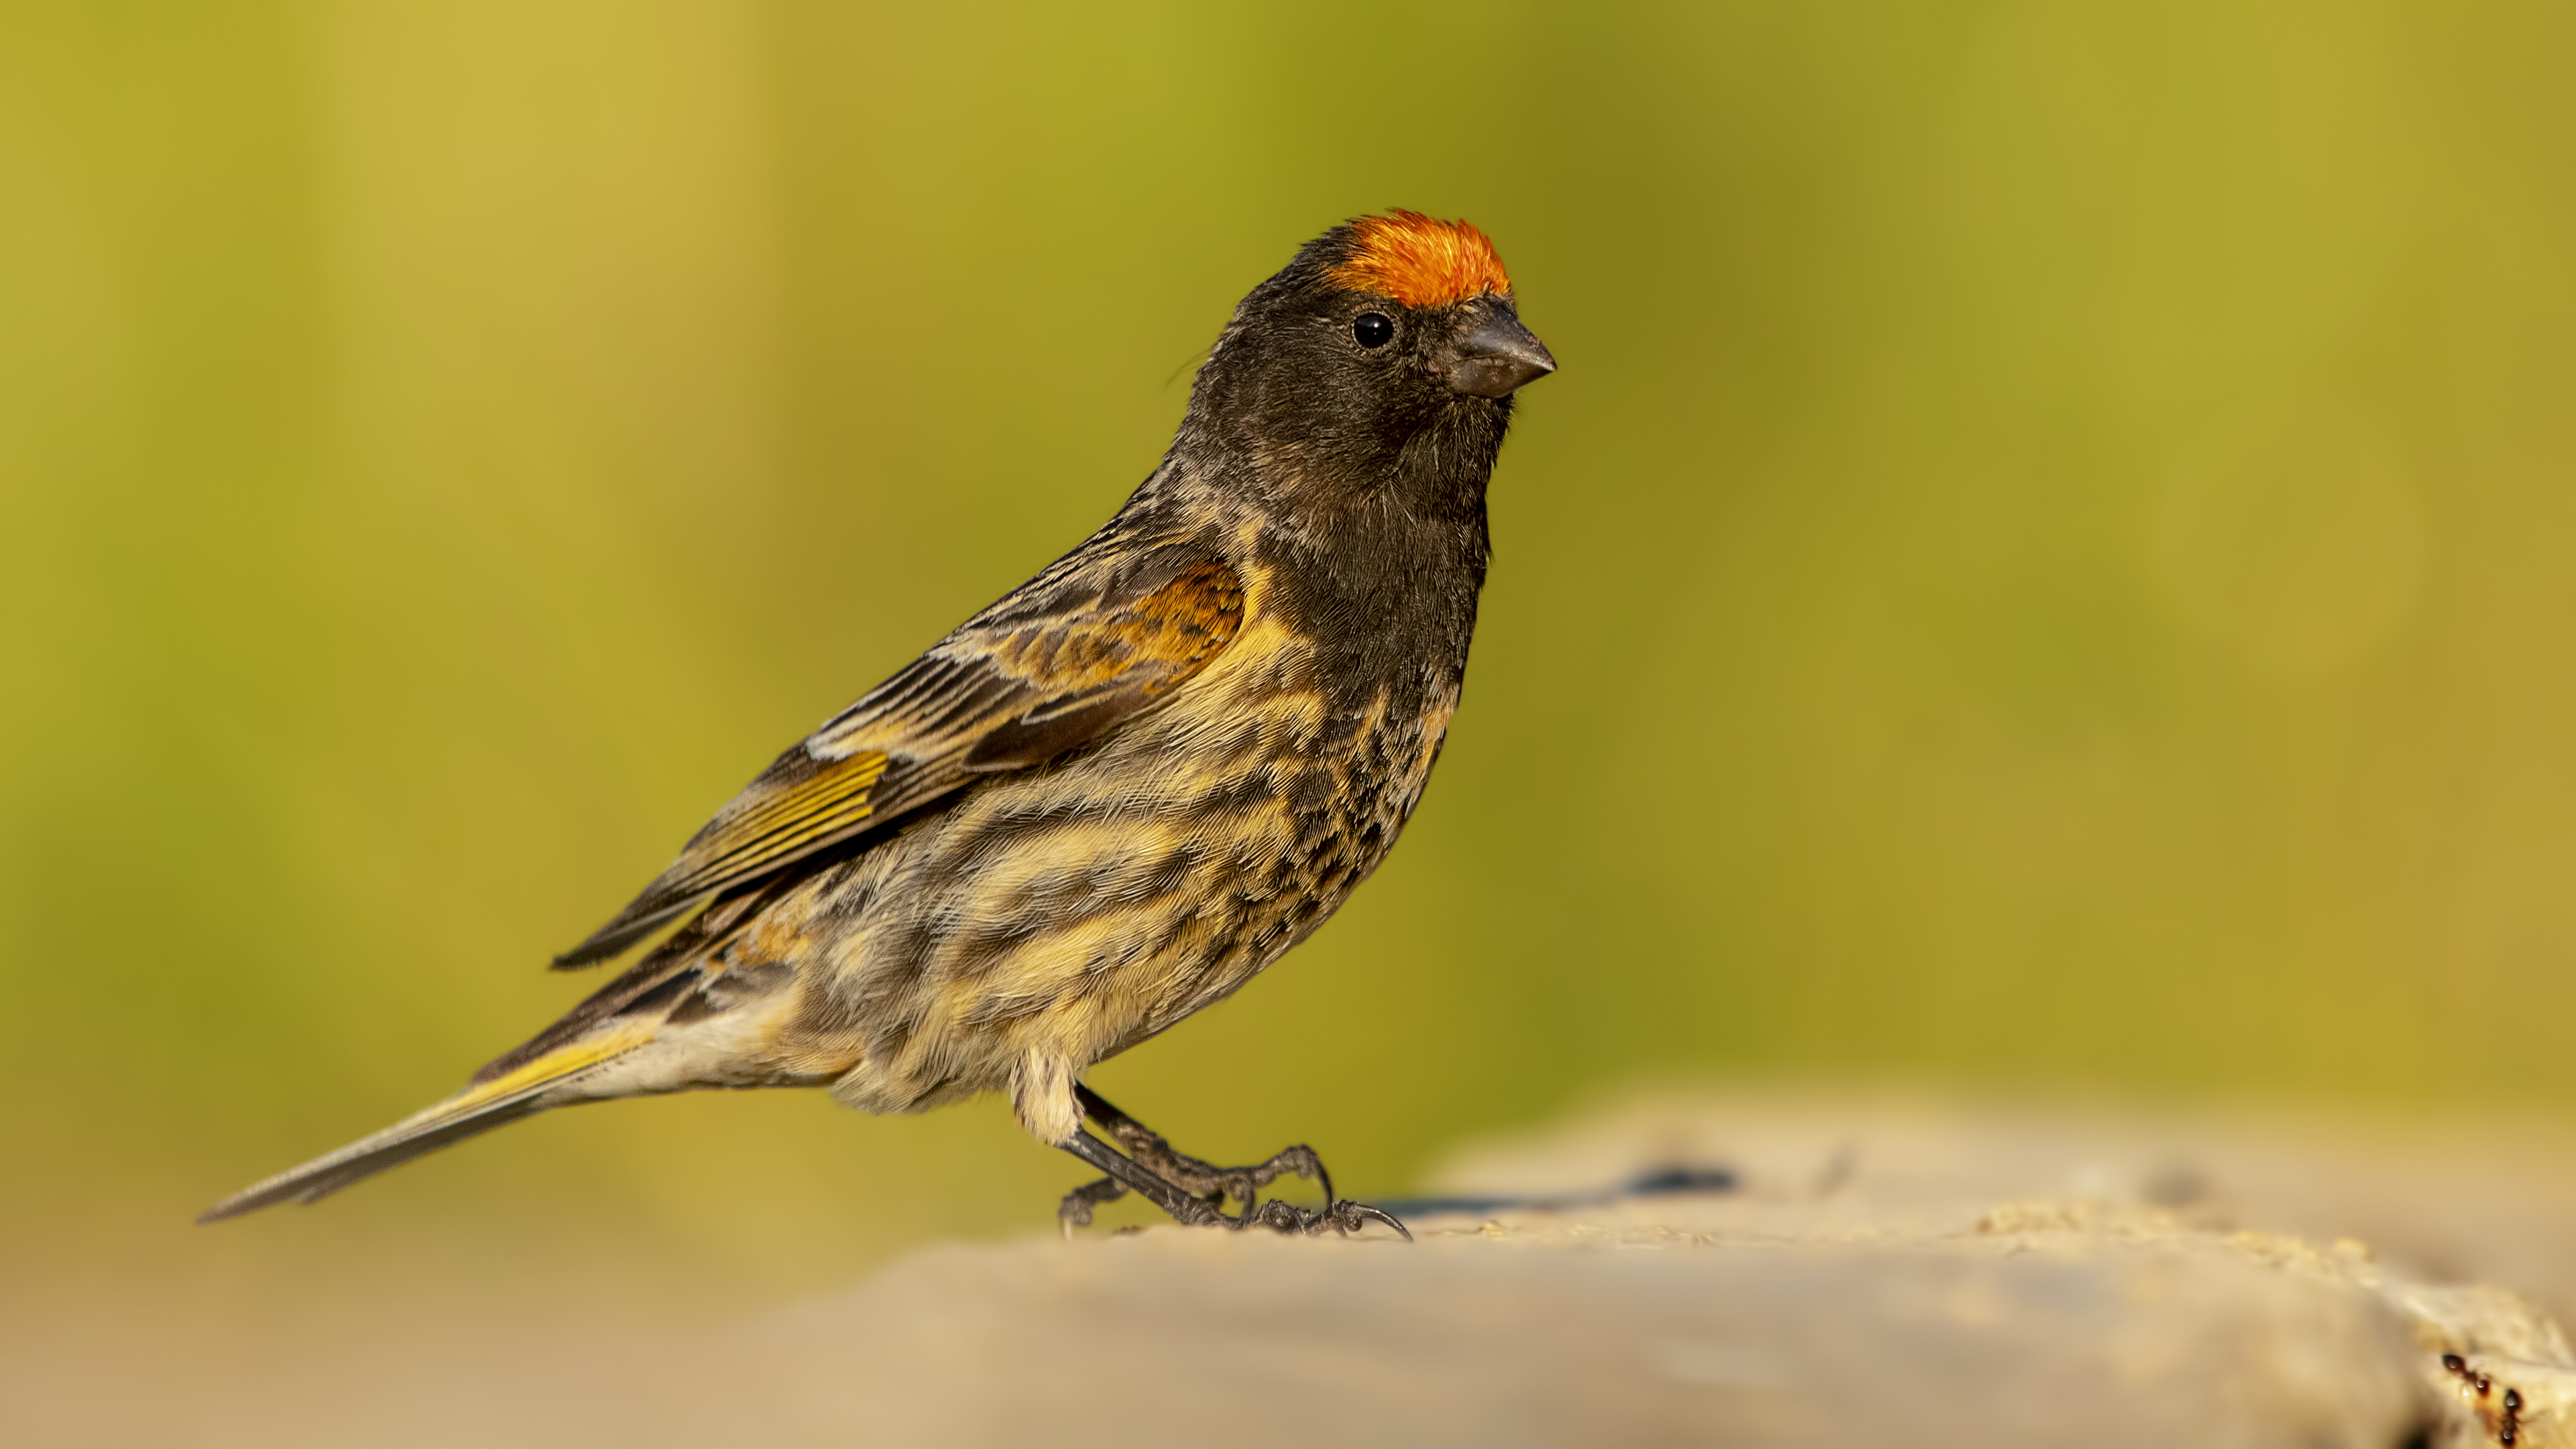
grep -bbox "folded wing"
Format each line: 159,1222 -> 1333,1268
553,551 -> 1244,967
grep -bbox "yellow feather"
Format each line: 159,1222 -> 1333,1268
429,1019 -> 659,1120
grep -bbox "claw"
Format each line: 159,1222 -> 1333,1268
1331,1200 -> 1413,1242
1057,1174 -> 1128,1236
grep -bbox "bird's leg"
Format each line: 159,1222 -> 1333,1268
1066,1085 -> 1411,1241
1055,1130 -> 1230,1230
1077,1085 -> 1324,1204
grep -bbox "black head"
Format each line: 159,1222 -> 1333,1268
1178,212 -> 1555,508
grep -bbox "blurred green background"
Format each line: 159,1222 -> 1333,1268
5,0 -> 2575,1431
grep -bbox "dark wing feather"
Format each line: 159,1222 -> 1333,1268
553,551 -> 1244,967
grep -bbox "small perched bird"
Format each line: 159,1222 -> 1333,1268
203,211 -> 1554,1236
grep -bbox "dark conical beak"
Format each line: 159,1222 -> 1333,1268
1443,308 -> 1557,398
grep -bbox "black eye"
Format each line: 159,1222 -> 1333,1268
1352,312 -> 1394,349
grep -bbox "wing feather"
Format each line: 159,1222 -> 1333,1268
552,554 -> 1244,967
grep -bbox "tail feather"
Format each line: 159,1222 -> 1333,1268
197,1022 -> 657,1224
195,1096 -> 553,1223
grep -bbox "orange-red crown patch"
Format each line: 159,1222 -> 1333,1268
1330,211 -> 1511,309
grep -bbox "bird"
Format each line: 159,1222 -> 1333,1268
201,210 -> 1556,1236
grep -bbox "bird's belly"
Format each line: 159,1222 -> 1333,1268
771,641 -> 1457,1116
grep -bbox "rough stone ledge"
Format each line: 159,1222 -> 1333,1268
624,1094 -> 2576,1448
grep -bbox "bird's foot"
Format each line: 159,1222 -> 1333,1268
1235,1195 -> 1413,1240
1055,1087 -> 1409,1241
1055,1145 -> 1411,1240
1119,1128 -> 1333,1211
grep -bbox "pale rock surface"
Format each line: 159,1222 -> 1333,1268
629,1093 -> 2576,1448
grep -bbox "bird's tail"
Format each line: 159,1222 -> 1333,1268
196,1020 -> 658,1224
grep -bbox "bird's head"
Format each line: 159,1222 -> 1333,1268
1319,211 -> 1554,399
1182,211 -> 1556,500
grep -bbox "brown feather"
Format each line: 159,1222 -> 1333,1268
553,558 -> 1244,967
